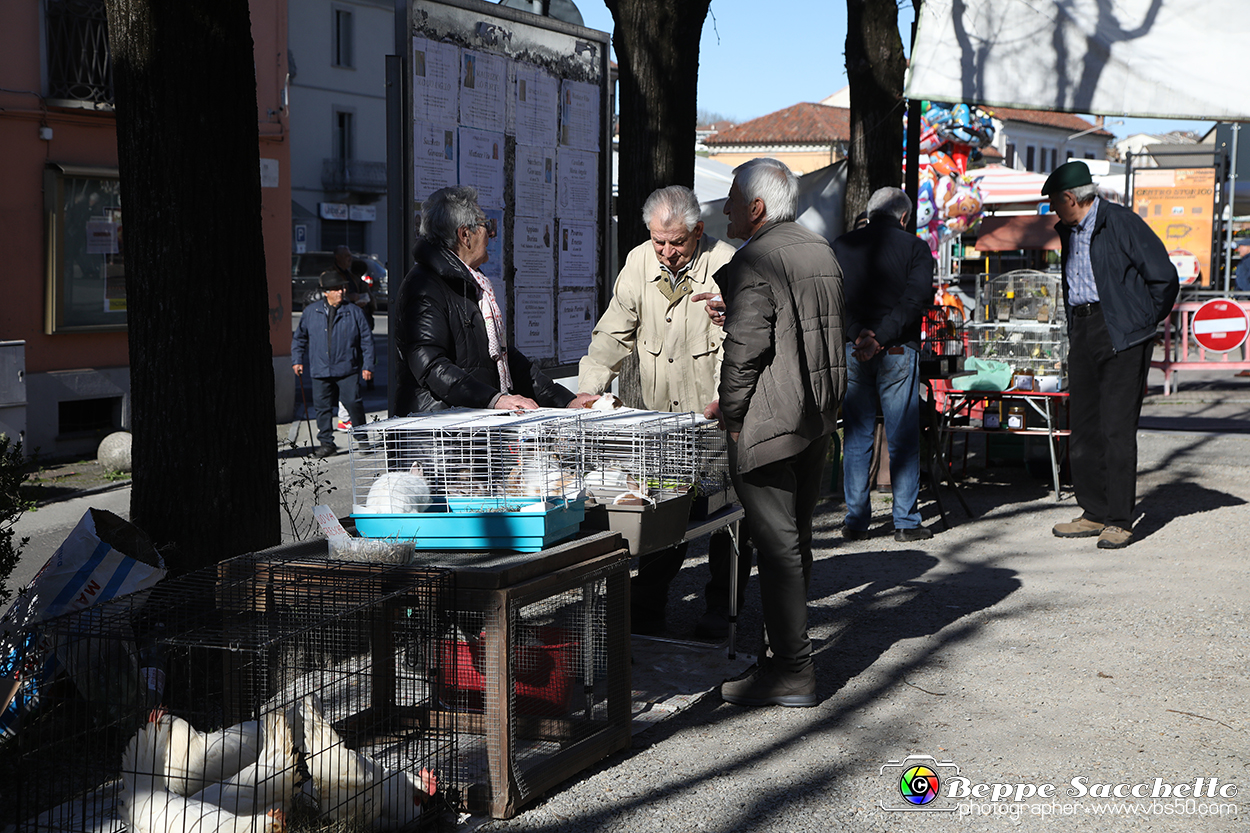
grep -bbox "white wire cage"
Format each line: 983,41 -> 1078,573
576,410 -> 701,504
350,409 -> 585,514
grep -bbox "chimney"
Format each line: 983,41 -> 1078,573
1095,115 -> 1105,128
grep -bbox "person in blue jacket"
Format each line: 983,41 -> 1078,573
292,271 -> 375,458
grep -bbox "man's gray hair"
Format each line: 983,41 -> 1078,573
1070,183 -> 1099,204
866,187 -> 912,222
420,185 -> 484,250
734,157 -> 798,223
642,185 -> 701,231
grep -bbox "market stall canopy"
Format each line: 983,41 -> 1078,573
975,215 -> 1061,252
905,0 -> 1250,120
972,165 -> 1049,205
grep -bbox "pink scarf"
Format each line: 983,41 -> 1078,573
468,267 -> 513,393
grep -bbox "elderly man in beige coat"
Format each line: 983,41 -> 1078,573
577,185 -> 741,637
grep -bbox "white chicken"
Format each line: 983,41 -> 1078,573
189,707 -> 299,817
146,708 -> 262,796
299,694 -> 437,828
121,719 -> 286,833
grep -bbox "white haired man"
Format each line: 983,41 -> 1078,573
834,187 -> 936,543
577,185 -> 741,637
705,158 -> 845,707
1042,160 -> 1178,548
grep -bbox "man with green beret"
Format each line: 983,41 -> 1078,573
1041,160 -> 1178,549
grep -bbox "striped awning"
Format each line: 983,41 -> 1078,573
970,164 -> 1050,205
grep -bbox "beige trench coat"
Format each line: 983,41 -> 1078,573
577,234 -> 736,412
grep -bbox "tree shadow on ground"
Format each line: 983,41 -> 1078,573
1133,479 -> 1246,541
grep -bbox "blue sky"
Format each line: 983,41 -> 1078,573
575,0 -> 1214,141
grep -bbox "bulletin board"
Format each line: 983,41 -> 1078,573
393,0 -> 611,378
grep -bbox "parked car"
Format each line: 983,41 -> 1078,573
291,251 -> 388,311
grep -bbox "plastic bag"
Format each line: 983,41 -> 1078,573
0,509 -> 166,738
951,358 -> 1012,391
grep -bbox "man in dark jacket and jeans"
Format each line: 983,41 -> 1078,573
1043,160 -> 1178,548
834,187 -> 936,543
292,271 -> 375,458
705,157 -> 845,707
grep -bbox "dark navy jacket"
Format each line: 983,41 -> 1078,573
291,299 -> 375,379
833,215 -> 935,351
1055,199 -> 1179,352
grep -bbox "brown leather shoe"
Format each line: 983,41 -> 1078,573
1052,517 -> 1104,538
1097,526 -> 1133,549
721,660 -> 817,707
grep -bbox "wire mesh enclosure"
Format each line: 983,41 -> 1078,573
577,410 -> 699,503
976,269 -> 1063,325
966,270 -> 1069,376
414,535 -> 631,818
0,548 -> 455,833
964,321 -> 1069,375
349,409 -> 586,551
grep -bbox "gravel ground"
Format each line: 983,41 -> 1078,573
471,428 -> 1250,833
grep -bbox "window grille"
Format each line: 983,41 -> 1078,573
46,0 -> 114,109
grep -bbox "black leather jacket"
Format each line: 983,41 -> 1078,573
394,238 -> 574,414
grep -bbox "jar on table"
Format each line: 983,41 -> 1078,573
1005,403 -> 1026,430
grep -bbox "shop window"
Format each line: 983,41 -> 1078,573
44,165 -> 126,333
58,397 -> 119,436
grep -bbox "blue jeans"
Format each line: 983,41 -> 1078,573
842,344 -> 922,531
312,373 -> 364,447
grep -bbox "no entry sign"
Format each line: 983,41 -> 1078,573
1192,299 -> 1250,353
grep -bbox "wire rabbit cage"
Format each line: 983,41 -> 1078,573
576,410 -> 701,554
0,547 -> 455,833
349,409 -> 587,552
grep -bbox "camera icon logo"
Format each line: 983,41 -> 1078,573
900,764 -> 940,804
880,755 -> 960,812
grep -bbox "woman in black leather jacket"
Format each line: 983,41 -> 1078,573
394,185 -> 585,414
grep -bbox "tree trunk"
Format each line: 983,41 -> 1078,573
845,0 -> 907,223
104,0 -> 280,574
605,0 -> 710,407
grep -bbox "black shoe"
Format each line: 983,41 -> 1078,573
894,526 -> 934,543
843,526 -> 868,541
721,660 -> 817,708
313,444 -> 337,459
693,611 -> 730,640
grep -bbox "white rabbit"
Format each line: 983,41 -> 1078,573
364,463 -> 432,514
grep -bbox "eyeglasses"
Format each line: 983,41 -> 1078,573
466,220 -> 497,238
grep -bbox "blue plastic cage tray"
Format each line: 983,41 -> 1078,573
352,498 -> 585,552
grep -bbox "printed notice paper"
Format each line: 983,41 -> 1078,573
412,37 -> 459,125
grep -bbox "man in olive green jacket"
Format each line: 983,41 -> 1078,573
577,185 -> 739,637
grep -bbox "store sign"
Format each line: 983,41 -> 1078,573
1192,299 -> 1249,352
319,202 -> 349,220
1132,168 -> 1216,287
349,205 -> 377,222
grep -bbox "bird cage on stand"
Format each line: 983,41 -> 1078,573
576,410 -> 699,555
966,270 -> 1068,385
349,409 -> 587,552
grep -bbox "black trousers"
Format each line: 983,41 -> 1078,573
729,434 -> 828,673
1067,307 -> 1152,529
